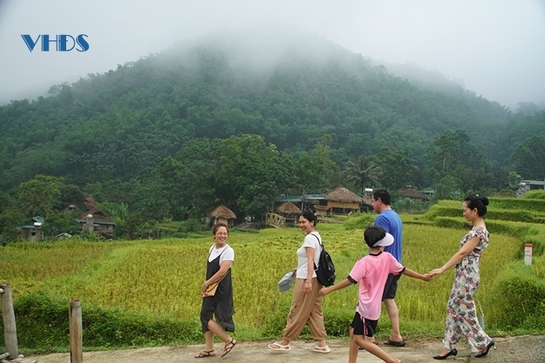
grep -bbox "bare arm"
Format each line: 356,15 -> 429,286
201,260 -> 233,294
430,236 -> 480,276
402,267 -> 432,282
319,278 -> 353,296
304,246 -> 315,294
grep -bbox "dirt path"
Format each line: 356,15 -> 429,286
26,335 -> 545,363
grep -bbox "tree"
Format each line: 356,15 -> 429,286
0,191 -> 26,243
426,130 -> 465,180
293,140 -> 339,194
168,138 -> 222,218
516,102 -> 541,116
426,130 -> 491,194
510,136 -> 545,180
18,175 -> 64,217
217,135 -> 293,218
507,171 -> 522,190
371,147 -> 413,190
342,155 -> 382,194
0,207 -> 26,243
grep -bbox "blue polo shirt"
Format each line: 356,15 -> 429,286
374,209 -> 403,263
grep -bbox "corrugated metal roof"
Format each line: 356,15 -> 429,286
277,194 -> 326,202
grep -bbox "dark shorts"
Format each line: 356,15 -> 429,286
382,273 -> 401,300
350,312 -> 377,337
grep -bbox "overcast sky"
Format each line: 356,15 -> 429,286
1,0 -> 544,109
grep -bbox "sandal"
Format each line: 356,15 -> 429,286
384,339 -> 407,347
311,345 -> 331,353
267,341 -> 291,351
195,350 -> 216,358
221,339 -> 237,358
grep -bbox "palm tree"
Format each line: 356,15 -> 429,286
342,156 -> 382,194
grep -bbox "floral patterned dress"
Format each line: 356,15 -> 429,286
443,226 -> 493,351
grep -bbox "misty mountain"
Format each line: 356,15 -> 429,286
0,31 -> 542,194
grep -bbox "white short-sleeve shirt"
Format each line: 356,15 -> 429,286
208,244 -> 235,266
295,232 -> 322,279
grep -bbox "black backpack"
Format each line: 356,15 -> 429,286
311,234 -> 336,287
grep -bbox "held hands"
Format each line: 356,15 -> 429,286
429,268 -> 445,277
422,273 -> 433,282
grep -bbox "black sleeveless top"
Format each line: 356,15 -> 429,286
199,246 -> 235,332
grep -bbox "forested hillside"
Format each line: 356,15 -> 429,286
1,33 -> 544,240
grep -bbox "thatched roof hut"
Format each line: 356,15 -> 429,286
209,205 -> 236,227
398,185 -> 429,201
313,204 -> 331,217
325,187 -> 363,203
276,202 -> 301,215
324,187 -> 362,215
210,205 -> 236,219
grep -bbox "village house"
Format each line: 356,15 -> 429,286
397,185 -> 430,202
76,210 -> 116,239
324,187 -> 363,215
19,216 -> 44,242
275,201 -> 301,226
209,205 -> 237,228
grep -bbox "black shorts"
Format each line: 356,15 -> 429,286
382,273 -> 401,300
350,312 -> 377,337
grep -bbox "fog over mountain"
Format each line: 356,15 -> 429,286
1,0 -> 545,109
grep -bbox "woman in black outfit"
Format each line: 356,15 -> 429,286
195,223 -> 237,358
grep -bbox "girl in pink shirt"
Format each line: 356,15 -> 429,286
320,226 -> 431,363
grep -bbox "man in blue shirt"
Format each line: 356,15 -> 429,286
372,188 -> 405,347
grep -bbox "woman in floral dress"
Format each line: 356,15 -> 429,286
429,195 -> 495,360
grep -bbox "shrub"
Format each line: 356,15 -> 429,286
522,190 -> 545,200
260,304 -> 352,339
488,258 -> 545,331
421,205 -> 461,221
490,197 -> 545,212
323,309 -> 353,337
343,212 -> 375,230
260,299 -> 292,337
518,235 -> 545,259
424,203 -> 545,224
9,293 -> 202,352
486,210 -> 540,223
486,220 -> 535,238
392,198 -> 431,214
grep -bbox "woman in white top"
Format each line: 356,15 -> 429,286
268,210 -> 330,353
195,223 -> 237,358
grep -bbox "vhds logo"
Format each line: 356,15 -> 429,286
21,34 -> 89,52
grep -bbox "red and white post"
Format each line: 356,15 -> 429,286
524,243 -> 533,265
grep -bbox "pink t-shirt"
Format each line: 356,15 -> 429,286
348,251 -> 404,320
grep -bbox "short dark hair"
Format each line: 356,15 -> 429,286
300,210 -> 318,226
372,188 -> 392,206
364,226 -> 387,248
213,223 -> 229,235
464,194 -> 489,216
